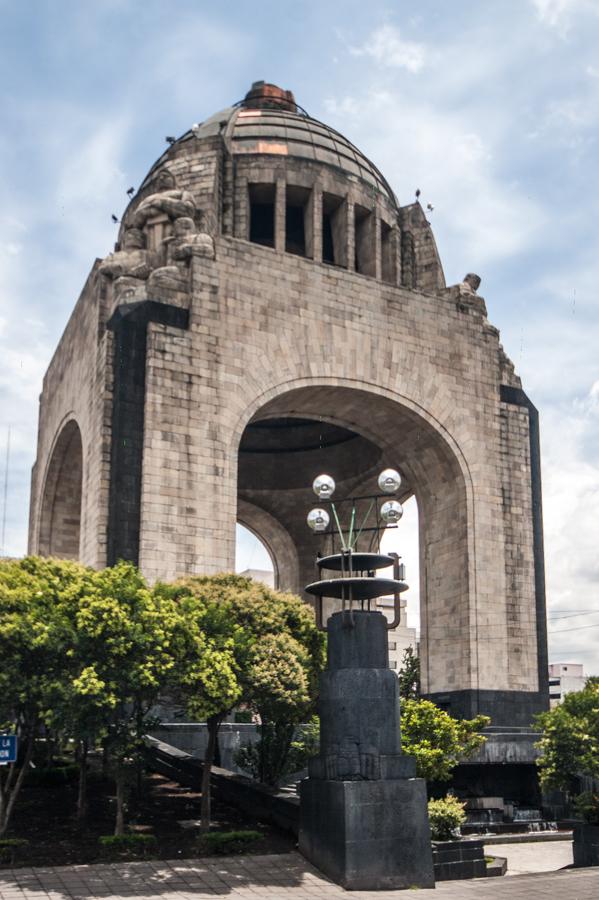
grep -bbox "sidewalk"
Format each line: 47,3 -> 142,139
490,839 -> 573,875
0,850 -> 598,900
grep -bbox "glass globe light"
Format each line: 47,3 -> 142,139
378,468 -> 402,494
312,474 -> 335,500
381,499 -> 403,524
307,508 -> 330,533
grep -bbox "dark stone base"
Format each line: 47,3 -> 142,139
432,839 -> 487,881
425,689 -> 549,728
573,823 -> 599,867
299,778 -> 434,891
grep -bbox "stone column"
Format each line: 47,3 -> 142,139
299,609 -> 435,891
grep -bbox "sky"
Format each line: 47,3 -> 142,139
0,0 -> 598,673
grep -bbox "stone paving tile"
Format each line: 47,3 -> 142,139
1,852 -> 598,900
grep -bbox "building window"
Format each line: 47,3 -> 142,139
388,641 -> 397,650
381,220 -> 395,284
285,185 -> 312,258
354,204 -> 376,276
322,192 -> 347,267
249,183 -> 275,248
390,660 -> 397,670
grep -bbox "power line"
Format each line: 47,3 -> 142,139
549,623 -> 599,634
549,611 -> 599,620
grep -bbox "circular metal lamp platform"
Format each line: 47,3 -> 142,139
305,577 -> 408,601
317,552 -> 394,572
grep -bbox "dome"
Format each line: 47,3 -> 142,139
180,81 -> 398,207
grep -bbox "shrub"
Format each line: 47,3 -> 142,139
197,830 -> 262,855
0,838 -> 29,864
428,795 -> 466,841
98,834 -> 157,855
574,792 -> 599,825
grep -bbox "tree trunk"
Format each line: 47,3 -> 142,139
259,720 -> 268,785
101,741 -> 109,780
76,739 -> 88,825
0,734 -> 35,837
200,714 -> 222,834
134,702 -> 144,801
114,765 -> 126,836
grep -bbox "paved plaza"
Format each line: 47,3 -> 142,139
0,846 -> 597,900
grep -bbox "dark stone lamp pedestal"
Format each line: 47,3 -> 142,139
299,609 -> 435,891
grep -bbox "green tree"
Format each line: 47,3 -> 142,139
158,583 -> 245,831
243,632 -> 313,784
535,677 -> 599,792
210,575 -> 324,785
0,556 -> 89,836
401,699 -> 489,782
398,646 -> 420,700
170,575 -> 325,797
68,562 -> 179,834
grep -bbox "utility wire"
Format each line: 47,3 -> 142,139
548,622 -> 599,634
549,612 -> 599,620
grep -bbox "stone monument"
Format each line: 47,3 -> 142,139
29,80 -> 549,733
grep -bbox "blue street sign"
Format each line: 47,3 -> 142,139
0,735 -> 17,764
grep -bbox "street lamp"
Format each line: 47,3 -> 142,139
304,468 -> 407,629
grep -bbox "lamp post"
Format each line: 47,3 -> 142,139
298,469 -> 435,891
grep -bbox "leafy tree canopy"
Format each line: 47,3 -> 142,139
535,677 -> 599,791
170,574 -> 326,705
398,645 -> 420,700
401,699 -> 489,782
0,556 -> 91,734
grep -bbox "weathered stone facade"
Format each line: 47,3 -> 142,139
28,82 -> 548,725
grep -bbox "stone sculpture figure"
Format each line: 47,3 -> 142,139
98,227 -> 151,304
460,272 -> 482,294
170,215 -> 215,261
146,215 -> 214,294
131,168 -> 196,228
98,228 -> 151,281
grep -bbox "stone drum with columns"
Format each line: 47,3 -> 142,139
28,80 -> 549,728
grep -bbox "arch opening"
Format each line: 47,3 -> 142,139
236,384 -> 471,697
38,420 -> 83,560
235,523 -> 275,587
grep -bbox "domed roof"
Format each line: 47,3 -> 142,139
185,82 -> 398,207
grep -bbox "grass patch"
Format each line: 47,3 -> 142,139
0,839 -> 30,864
198,830 -> 263,855
98,834 -> 157,856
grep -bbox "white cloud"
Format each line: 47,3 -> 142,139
324,89 -> 544,270
542,387 -> 599,673
350,25 -> 427,73
531,0 -> 598,27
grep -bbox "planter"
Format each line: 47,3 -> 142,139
573,823 -> 599,867
432,839 -> 487,881
486,856 -> 508,877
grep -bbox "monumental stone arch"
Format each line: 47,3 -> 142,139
36,417 -> 83,559
28,81 -> 548,726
